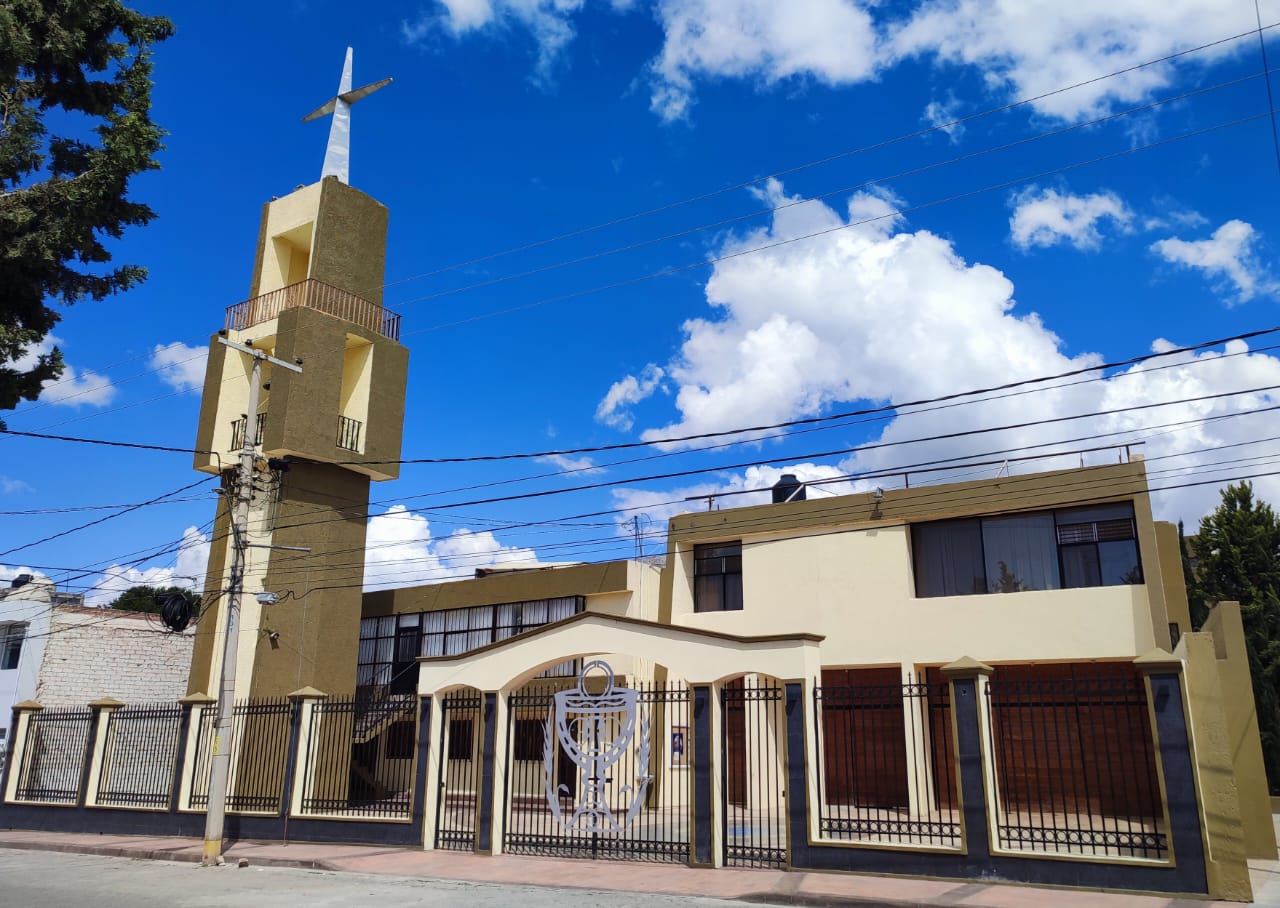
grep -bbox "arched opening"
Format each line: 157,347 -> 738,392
434,684 -> 483,851
720,671 -> 787,868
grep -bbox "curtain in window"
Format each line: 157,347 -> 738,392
421,611 -> 445,656
982,514 -> 1060,593
913,520 -> 985,597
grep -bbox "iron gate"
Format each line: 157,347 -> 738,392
722,677 -> 786,868
503,679 -> 691,861
435,691 -> 483,850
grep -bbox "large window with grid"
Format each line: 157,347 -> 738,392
694,541 -> 743,612
357,596 -> 584,693
912,502 -> 1141,598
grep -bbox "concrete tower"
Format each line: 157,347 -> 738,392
187,54 -> 405,699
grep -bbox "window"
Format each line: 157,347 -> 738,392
694,541 -> 743,612
0,623 -> 26,671
912,503 -> 1141,598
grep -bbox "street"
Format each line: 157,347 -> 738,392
0,848 -> 788,907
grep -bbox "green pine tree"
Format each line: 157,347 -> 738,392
108,584 -> 199,615
0,2 -> 173,426
1189,482 -> 1280,791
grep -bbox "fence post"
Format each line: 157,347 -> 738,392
939,656 -> 993,861
173,693 -> 212,813
1134,649 -> 1217,897
3,702 -> 41,803
285,687 -> 328,821
690,684 -> 713,867
411,695 -> 432,847
476,692 -> 498,854
83,697 -> 125,808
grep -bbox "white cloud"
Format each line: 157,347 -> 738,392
1009,186 -> 1133,251
887,0 -> 1259,121
85,526 -> 210,606
1150,219 -> 1277,304
537,452 -> 603,474
363,505 -> 540,590
403,0 -> 587,80
922,96 -> 965,142
12,335 -> 117,409
150,341 -> 208,392
0,476 -> 33,494
647,0 -> 879,121
596,364 -> 665,430
611,180 -> 1280,527
0,566 -> 48,585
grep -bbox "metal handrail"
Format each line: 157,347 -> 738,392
224,279 -> 402,341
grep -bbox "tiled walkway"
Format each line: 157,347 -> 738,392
0,829 -> 1276,907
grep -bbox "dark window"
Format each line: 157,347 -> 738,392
385,719 -> 416,759
912,502 -> 1141,598
694,541 -> 743,612
0,623 -> 25,671
447,718 -> 474,761
513,718 -> 544,761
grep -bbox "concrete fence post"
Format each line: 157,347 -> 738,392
285,687 -> 329,820
938,656 -> 994,861
2,701 -> 42,803
83,697 -> 126,807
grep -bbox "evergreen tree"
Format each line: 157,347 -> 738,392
0,2 -> 173,426
1190,482 -> 1280,791
108,584 -> 198,615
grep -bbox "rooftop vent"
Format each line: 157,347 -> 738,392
772,473 -> 806,504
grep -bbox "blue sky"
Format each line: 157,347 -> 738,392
4,0 -> 1280,602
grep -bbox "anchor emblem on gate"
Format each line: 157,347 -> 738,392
543,660 -> 652,832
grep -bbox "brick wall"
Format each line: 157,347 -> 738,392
36,607 -> 193,707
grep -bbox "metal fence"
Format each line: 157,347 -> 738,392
96,703 -> 184,808
722,677 -> 786,868
299,695 -> 416,820
504,680 -> 691,862
436,691 -> 483,850
12,707 -> 93,804
814,673 -> 960,849
189,699 -> 292,814
985,664 -> 1167,860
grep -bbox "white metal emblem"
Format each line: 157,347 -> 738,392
543,660 -> 652,832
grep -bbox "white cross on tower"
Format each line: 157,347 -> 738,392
302,47 -> 392,184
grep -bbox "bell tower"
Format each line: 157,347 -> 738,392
187,51 -> 406,699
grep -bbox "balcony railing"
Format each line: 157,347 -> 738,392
229,413 -> 267,451
337,415 -> 363,453
224,279 -> 402,341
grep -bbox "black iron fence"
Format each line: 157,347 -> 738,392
722,678 -> 785,868
336,415 -> 363,453
189,698 -> 292,814
299,694 -> 416,820
985,664 -> 1167,860
11,707 -> 93,804
436,690 -> 483,850
504,680 -> 691,862
814,673 -> 960,849
96,703 -> 184,808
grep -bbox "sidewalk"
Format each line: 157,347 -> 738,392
0,829 -> 1276,908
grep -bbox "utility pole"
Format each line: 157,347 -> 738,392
202,337 -> 301,866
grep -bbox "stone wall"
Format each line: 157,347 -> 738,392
36,607 -> 193,707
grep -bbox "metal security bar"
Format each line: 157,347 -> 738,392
504,680 -> 691,862
435,691 -> 482,850
814,674 -> 960,849
336,415 -> 363,453
96,703 -> 184,808
722,678 -> 785,868
13,707 -> 93,804
299,695 -> 416,820
985,664 -> 1167,860
190,698 -> 291,814
224,278 -> 402,341
229,412 -> 267,451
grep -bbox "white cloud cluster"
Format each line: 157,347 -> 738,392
1150,219 -> 1277,304
363,505 -> 540,589
12,335 -> 117,409
596,363 -> 665,430
405,0 -> 1271,122
150,341 -> 208,392
600,180 -> 1280,528
85,526 -> 211,607
1009,187 -> 1133,251
0,476 -> 33,494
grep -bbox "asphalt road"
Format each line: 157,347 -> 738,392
0,848 -> 788,907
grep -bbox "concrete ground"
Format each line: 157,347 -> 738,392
0,829 -> 1276,907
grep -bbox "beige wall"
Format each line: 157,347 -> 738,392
664,462 -> 1168,670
